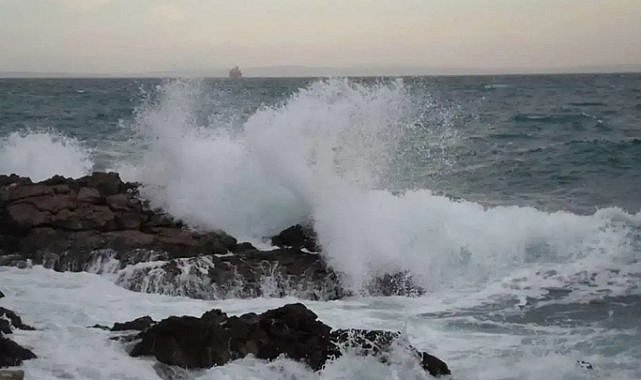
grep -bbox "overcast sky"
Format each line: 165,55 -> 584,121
1,0 -> 640,76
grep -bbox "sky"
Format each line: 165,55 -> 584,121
0,0 -> 640,76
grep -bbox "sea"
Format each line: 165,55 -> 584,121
0,74 -> 640,379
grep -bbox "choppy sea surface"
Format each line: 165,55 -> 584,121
1,74 -> 640,379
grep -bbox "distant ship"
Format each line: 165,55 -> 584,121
228,66 -> 242,79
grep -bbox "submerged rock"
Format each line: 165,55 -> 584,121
118,303 -> 449,376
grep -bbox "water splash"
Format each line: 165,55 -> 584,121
126,78 -> 641,297
0,131 -> 93,181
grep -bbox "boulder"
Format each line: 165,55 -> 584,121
122,303 -> 449,376
271,224 -> 319,252
0,336 -> 36,368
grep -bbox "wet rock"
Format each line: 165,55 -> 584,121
122,303 -> 449,376
0,369 -> 25,380
0,290 -> 4,299
111,316 -> 155,331
329,329 -> 450,377
271,224 -> 319,252
0,308 -> 35,334
0,336 -> 36,368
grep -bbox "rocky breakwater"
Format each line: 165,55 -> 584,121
0,172 -> 342,300
109,303 -> 450,378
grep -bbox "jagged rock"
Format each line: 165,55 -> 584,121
0,173 -> 241,259
0,336 -> 36,368
122,303 -> 449,376
0,369 -> 25,380
111,316 -> 155,331
0,308 -> 35,334
271,224 -> 319,252
0,291 -> 4,299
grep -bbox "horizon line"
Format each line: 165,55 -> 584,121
1,65 -> 641,79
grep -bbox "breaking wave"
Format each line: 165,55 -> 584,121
123,78 -> 641,298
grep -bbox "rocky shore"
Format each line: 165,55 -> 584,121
0,172 -> 419,299
0,172 -> 443,377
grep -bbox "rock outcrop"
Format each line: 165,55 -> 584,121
115,303 -> 449,377
0,173 -> 343,300
0,173 -> 237,258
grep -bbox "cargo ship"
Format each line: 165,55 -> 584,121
228,66 -> 242,79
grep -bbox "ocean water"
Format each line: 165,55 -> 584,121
1,74 -> 640,379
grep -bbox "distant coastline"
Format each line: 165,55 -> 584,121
1,64 -> 640,79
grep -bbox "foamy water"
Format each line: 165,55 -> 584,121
1,265 -> 638,380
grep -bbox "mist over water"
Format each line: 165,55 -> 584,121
1,75 -> 641,379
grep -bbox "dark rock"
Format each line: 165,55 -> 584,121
0,308 -> 35,333
111,316 -> 155,331
123,303 -> 449,376
76,187 -> 101,204
271,224 -> 320,252
90,324 -> 110,330
233,242 -> 256,252
131,315 -> 232,368
0,290 -> 3,299
81,172 -> 124,197
420,352 -> 451,377
0,174 -> 31,187
200,309 -> 228,324
0,336 -> 36,368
